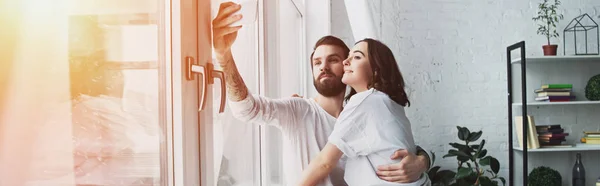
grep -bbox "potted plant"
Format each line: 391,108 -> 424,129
532,0 -> 564,56
528,166 -> 562,186
427,152 -> 455,186
428,126 -> 506,186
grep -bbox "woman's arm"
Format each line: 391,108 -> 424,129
298,143 -> 343,186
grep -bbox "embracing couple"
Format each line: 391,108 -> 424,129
212,2 -> 432,186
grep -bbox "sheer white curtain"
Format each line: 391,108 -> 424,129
0,0 -> 75,185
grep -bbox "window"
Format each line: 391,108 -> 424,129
1,0 -> 170,185
207,0 -> 307,185
209,0 -> 260,186
262,0 -> 306,185
2,0 -> 313,185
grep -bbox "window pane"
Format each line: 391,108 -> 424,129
211,0 -> 259,185
1,0 -> 168,185
264,0 -> 304,185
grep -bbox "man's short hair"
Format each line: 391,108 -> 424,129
309,35 -> 350,68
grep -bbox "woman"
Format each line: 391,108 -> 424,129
298,38 -> 430,186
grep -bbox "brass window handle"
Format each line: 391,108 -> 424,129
185,56 -> 226,113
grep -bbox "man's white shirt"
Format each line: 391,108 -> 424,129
229,95 -> 346,186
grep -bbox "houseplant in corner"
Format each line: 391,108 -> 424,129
430,126 -> 506,186
533,0 -> 564,56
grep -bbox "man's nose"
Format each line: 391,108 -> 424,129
319,64 -> 329,71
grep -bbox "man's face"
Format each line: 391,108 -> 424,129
311,45 -> 347,97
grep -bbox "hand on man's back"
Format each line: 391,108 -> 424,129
376,149 -> 426,183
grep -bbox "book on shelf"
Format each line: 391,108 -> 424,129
537,92 -> 572,97
538,136 -> 566,140
582,131 -> 600,145
534,88 -> 573,93
534,84 -> 574,102
538,130 -> 567,135
539,144 -> 574,148
536,125 -> 565,133
541,84 -> 573,89
537,124 -> 570,147
535,96 -> 575,102
585,134 -> 600,138
515,115 -> 540,149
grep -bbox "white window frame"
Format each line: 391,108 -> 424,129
179,0 -> 333,185
258,0 -> 307,185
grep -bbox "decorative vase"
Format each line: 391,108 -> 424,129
573,153 -> 586,186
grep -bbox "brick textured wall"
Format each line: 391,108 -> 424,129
332,0 -> 600,184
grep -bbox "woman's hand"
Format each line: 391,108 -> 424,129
376,149 -> 428,183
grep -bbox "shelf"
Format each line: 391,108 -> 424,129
514,144 -> 600,152
512,100 -> 600,106
511,55 -> 600,64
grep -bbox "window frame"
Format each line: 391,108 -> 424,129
258,0 -> 307,185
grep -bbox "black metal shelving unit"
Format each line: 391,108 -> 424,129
506,41 -> 528,186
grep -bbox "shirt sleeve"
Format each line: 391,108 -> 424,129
228,94 -> 304,130
327,119 -> 370,158
326,99 -> 374,158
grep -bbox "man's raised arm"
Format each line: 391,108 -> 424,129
212,2 -> 248,102
211,2 -> 304,128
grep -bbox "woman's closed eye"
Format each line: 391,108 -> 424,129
353,56 -> 361,60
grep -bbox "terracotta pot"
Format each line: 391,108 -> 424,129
543,44 -> 558,56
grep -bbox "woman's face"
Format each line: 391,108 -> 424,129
342,41 -> 373,92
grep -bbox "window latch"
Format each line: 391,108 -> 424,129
185,56 -> 226,113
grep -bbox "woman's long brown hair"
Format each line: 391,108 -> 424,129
345,38 -> 410,107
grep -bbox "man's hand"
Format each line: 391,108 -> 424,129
376,149 -> 428,183
212,2 -> 243,58
210,2 -> 250,102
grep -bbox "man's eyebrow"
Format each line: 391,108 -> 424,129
312,56 -> 321,61
353,50 -> 365,56
326,54 -> 342,59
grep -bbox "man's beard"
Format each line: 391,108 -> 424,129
313,75 -> 346,97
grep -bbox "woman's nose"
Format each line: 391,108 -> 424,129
343,58 -> 350,66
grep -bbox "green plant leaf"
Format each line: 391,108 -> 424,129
454,149 -> 472,160
455,167 -> 473,179
499,177 -> 506,186
428,166 -> 441,180
478,149 -> 487,158
455,126 -> 469,141
457,155 -> 470,162
491,157 -> 500,174
479,176 -> 495,186
468,131 -> 483,142
443,153 -> 456,158
477,139 -> 485,153
456,126 -> 467,141
450,143 -> 470,151
437,170 -> 456,183
480,156 -> 491,166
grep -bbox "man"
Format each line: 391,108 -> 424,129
212,2 -> 431,185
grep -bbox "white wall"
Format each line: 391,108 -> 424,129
332,0 -> 600,184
